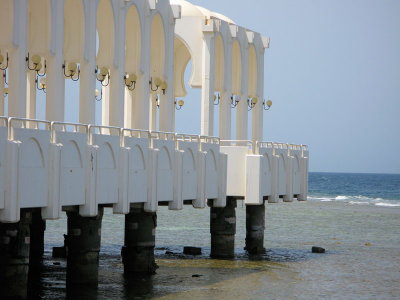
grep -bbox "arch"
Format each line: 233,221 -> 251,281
150,13 -> 166,80
96,0 -> 115,67
214,34 -> 225,92
158,146 -> 172,170
27,0 -> 51,55
205,149 -> 217,171
248,44 -> 258,97
21,138 -> 45,168
64,0 -> 85,62
125,5 -> 141,73
263,153 -> 272,172
182,148 -> 196,171
174,35 -> 192,97
231,40 -> 242,95
131,144 -> 146,170
98,142 -> 116,169
61,140 -> 83,168
0,0 -> 13,47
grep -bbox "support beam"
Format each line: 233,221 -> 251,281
245,203 -> 265,254
0,210 -> 32,299
66,206 -> 103,285
29,208 -> 45,271
210,197 -> 236,259
121,205 -> 157,275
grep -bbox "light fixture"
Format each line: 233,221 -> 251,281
175,99 -> 184,110
149,77 -> 162,92
247,96 -> 258,111
155,94 -> 160,108
63,62 -> 80,81
0,51 -> 9,71
36,77 -> 46,93
3,71 -> 7,85
4,87 -> 8,98
231,95 -> 240,108
160,80 -> 168,95
124,73 -> 137,91
95,66 -> 110,87
95,88 -> 102,101
26,53 -> 47,76
263,99 -> 273,110
214,93 -> 220,105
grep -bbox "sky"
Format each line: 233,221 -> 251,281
174,0 -> 400,174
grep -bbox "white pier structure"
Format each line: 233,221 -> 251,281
0,0 -> 308,222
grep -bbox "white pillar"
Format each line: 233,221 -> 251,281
0,71 -> 4,116
200,29 -> 215,136
26,71 -> 36,120
219,37 -> 232,140
45,0 -> 65,122
237,46 -> 249,140
8,0 -> 28,118
252,48 -> 265,142
149,93 -> 157,131
79,0 -> 97,125
132,76 -> 150,130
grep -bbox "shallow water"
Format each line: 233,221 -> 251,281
32,200 -> 400,300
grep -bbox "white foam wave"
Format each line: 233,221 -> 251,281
375,203 -> 400,207
309,194 -> 400,208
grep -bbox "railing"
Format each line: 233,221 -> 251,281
200,136 -> 220,145
88,125 -> 122,145
8,118 -> 51,140
51,122 -> 88,143
0,116 -> 8,127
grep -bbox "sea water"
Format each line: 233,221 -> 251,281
31,173 -> 400,299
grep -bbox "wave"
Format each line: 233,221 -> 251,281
308,194 -> 400,208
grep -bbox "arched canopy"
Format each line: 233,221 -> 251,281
248,44 -> 258,97
125,5 -> 141,74
64,0 -> 85,62
174,35 -> 192,97
0,0 -> 13,47
28,0 -> 51,56
150,13 -> 166,80
96,0 -> 115,67
231,40 -> 242,95
214,34 -> 225,92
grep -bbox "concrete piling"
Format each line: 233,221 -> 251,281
29,208 -> 46,269
66,206 -> 103,285
210,197 -> 236,259
245,202 -> 266,254
122,204 -> 158,275
0,210 -> 32,299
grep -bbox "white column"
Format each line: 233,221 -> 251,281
46,0 -> 65,122
252,48 -> 265,142
219,39 -> 232,140
149,93 -> 157,131
237,46 -> 249,140
26,71 -> 36,119
132,76 -> 149,130
102,84 -> 111,126
79,0 -> 97,124
159,21 -> 175,132
0,71 -> 4,116
200,30 -> 215,136
8,0 -> 28,118
108,8 -> 126,128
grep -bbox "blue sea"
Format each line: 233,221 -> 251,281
308,172 -> 400,207
36,172 -> 400,299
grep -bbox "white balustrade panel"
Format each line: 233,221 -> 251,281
153,140 -> 175,202
0,126 -> 6,209
124,136 -> 149,204
92,134 -> 120,205
55,132 -> 87,207
178,141 -> 199,201
12,128 -> 50,208
201,142 -> 220,199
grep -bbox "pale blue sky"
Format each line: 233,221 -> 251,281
176,0 -> 400,174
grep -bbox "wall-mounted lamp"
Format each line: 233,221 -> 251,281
4,87 -> 8,98
263,99 -> 273,110
3,70 -> 7,86
95,66 -> 110,87
231,95 -> 240,108
149,77 -> 162,92
0,52 -> 9,71
95,88 -> 102,101
35,77 -> 46,93
247,97 -> 258,111
160,81 -> 168,95
26,53 -> 46,77
175,99 -> 184,110
124,73 -> 137,91
214,93 -> 220,105
63,62 -> 80,81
